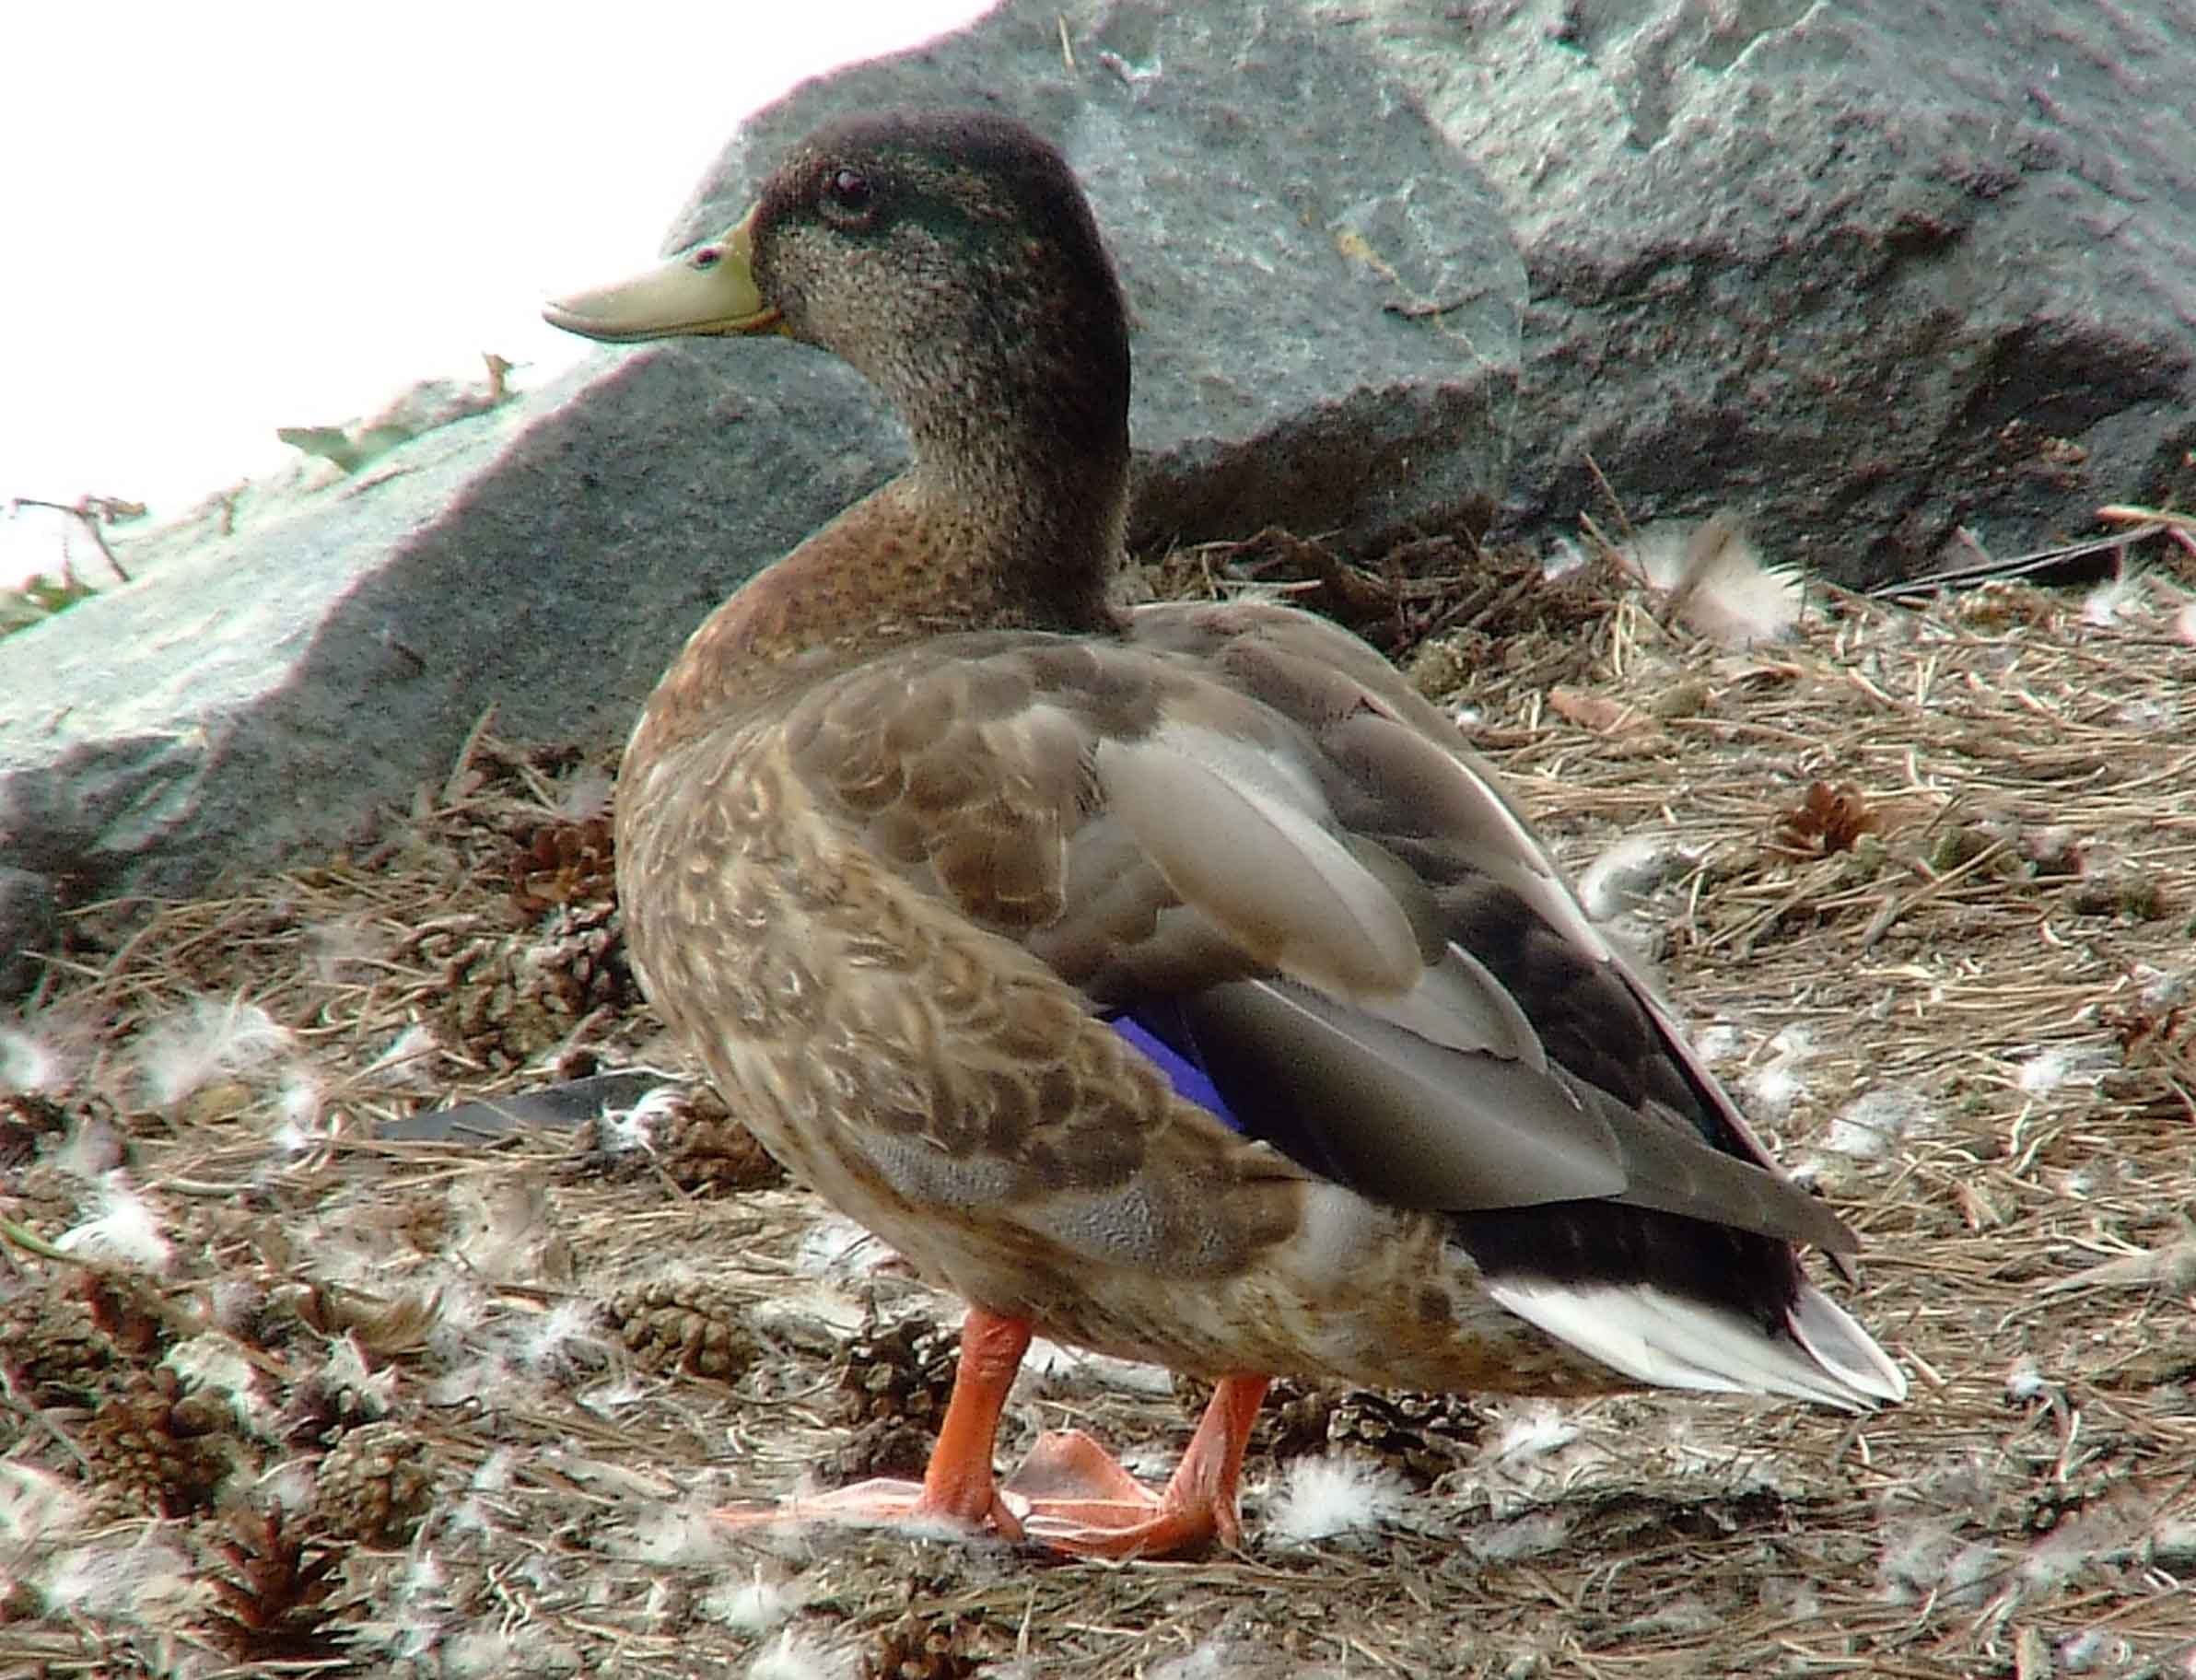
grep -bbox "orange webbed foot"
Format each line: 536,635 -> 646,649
716,1307 -> 1034,1543
999,1429 -> 1219,1558
708,1307 -> 1270,1562
997,1374 -> 1272,1560
715,1475 -> 1024,1543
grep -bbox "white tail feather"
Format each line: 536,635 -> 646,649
1487,1278 -> 1904,1412
1784,1281 -> 1908,1404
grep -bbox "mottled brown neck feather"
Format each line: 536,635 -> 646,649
629,464 -> 1126,769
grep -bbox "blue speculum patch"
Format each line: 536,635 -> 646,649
1107,1009 -> 1240,1132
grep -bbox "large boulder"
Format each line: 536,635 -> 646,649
1335,0 -> 2196,582
0,350 -> 911,904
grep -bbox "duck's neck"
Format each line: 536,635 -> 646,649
627,432 -> 1129,770
902,400 -> 1132,623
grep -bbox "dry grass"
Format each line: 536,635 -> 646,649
5,529 -> 2195,1679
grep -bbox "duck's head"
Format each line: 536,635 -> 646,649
547,110 -> 1132,523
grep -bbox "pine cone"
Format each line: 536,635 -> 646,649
204,1504 -> 342,1660
510,814 -> 616,916
581,1086 -> 785,1193
1326,1390 -> 1482,1488
0,1285 -> 117,1400
532,899 -> 634,1012
83,1369 -> 229,1515
1262,1378 -> 1338,1461
820,1419 -> 935,1488
654,1088 -> 785,1193
838,1318 -> 958,1429
1176,1376 -> 1479,1487
866,1613 -> 994,1680
443,900 -> 632,1069
608,1279 -> 755,1381
312,1419 -> 435,1546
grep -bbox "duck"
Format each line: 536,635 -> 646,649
543,108 -> 1906,1559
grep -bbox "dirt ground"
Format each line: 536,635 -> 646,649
4,526 -> 2194,1678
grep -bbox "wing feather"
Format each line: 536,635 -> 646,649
776,614 -> 1853,1255
1094,723 -> 1421,998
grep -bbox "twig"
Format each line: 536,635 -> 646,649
7,496 -> 134,582
0,1214 -> 93,1267
2097,501 -> 2196,533
441,703 -> 500,806
1382,293 -> 1481,321
1582,454 -> 1638,544
2098,501 -> 2196,563
1,1366 -> 94,1472
1858,837 -> 2012,950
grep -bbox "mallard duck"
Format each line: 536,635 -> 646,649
544,109 -> 1904,1558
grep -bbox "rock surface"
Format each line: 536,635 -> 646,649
0,348 -> 910,904
6,0 -> 2196,998
1337,0 -> 2196,581
0,867 -> 60,999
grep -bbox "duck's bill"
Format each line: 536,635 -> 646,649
543,206 -> 786,343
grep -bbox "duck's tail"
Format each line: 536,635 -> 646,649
1485,1276 -> 1908,1412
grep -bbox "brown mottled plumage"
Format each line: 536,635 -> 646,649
545,109 -> 1904,1558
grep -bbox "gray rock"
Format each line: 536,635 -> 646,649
1327,0 -> 2196,585
0,867 -> 60,999
0,345 -> 910,907
0,0 -> 1517,993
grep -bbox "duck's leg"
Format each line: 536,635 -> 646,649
1002,1373 -> 1272,1559
717,1310 -> 1269,1558
716,1306 -> 1032,1540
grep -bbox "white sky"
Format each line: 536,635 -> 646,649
0,1 -> 991,589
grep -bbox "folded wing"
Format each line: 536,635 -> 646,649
779,609 -> 1850,1254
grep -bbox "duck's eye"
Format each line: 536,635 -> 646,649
823,166 -> 873,217
690,246 -> 722,271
